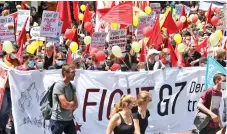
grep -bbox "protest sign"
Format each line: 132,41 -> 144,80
137,13 -> 157,39
109,29 -> 127,51
17,10 -> 30,31
30,27 -> 40,38
8,66 -> 227,134
40,11 -> 59,38
45,20 -> 62,43
0,16 -> 15,41
175,4 -> 191,17
150,3 -> 161,15
91,32 -> 108,50
216,4 -> 226,30
0,63 -> 8,109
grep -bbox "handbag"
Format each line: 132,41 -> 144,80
193,94 -> 213,131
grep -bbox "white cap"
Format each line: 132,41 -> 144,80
148,49 -> 160,55
46,42 -> 54,48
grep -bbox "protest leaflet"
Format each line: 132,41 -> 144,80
91,32 -> 108,50
17,10 -> 30,31
137,13 -> 157,39
150,3 -> 161,15
0,16 -> 15,41
109,29 -> 127,51
40,11 -> 59,38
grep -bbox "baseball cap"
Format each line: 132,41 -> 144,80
46,42 -> 54,48
148,49 -> 160,55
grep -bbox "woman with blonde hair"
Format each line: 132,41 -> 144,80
106,94 -> 136,134
133,91 -> 151,134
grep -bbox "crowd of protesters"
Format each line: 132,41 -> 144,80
0,1 -> 226,134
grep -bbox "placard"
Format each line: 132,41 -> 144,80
30,27 -> 40,37
150,3 -> 161,15
0,63 -> 8,109
40,11 -> 59,38
91,32 -> 108,50
175,4 -> 191,17
137,13 -> 157,39
17,10 -> 30,31
109,29 -> 127,51
0,16 -> 15,41
216,4 -> 226,30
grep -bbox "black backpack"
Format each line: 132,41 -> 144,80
40,82 -> 56,120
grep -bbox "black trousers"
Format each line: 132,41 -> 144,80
199,125 -> 220,134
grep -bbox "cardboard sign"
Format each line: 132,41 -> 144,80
40,11 -> 59,38
91,32 -> 108,50
175,4 -> 191,17
150,3 -> 161,15
109,29 -> 127,51
216,4 -> 226,30
30,27 -> 40,37
0,16 -> 15,41
137,13 -> 157,39
17,10 -> 30,31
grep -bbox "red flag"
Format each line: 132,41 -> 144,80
72,29 -> 79,44
73,1 -> 79,22
166,33 -> 178,67
162,12 -> 179,34
0,42 -> 2,51
56,1 -> 72,33
196,38 -> 208,57
83,4 -> 92,23
147,16 -> 162,49
139,40 -> 146,62
66,50 -> 73,64
101,2 -> 133,25
206,3 -> 213,25
180,5 -> 188,29
8,12 -> 18,30
17,17 -> 28,61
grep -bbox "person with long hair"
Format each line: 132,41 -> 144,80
133,91 -> 151,134
106,95 -> 136,134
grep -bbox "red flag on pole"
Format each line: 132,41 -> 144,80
66,50 -> 73,64
83,4 -> 92,23
100,2 -> 133,25
180,5 -> 188,29
147,16 -> 163,49
166,32 -> 178,67
139,40 -> 146,62
56,1 -> 72,33
162,12 -> 179,34
17,17 -> 29,61
73,1 -> 79,22
206,3 -> 213,25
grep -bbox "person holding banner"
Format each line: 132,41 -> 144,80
106,95 -> 136,134
196,73 -> 226,134
132,91 -> 151,134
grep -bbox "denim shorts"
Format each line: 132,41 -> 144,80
50,119 -> 76,134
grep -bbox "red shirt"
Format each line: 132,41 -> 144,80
201,88 -> 222,128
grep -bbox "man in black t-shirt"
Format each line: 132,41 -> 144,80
44,42 -> 54,70
184,43 -> 202,67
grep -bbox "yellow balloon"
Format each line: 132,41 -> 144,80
84,36 -> 91,45
133,17 -> 139,27
112,46 -> 122,58
36,40 -> 43,47
209,33 -> 219,47
111,22 -> 119,29
131,42 -> 141,53
80,5 -> 86,12
69,42 -> 78,53
26,45 -> 36,54
31,41 -> 39,49
215,30 -> 223,39
145,6 -> 152,15
174,34 -> 182,44
177,43 -> 187,53
79,13 -> 84,21
3,41 -> 14,54
180,16 -> 186,23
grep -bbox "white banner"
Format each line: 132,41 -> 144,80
17,10 -> 30,31
0,16 -> 15,41
7,67 -> 227,134
40,11 -> 59,38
